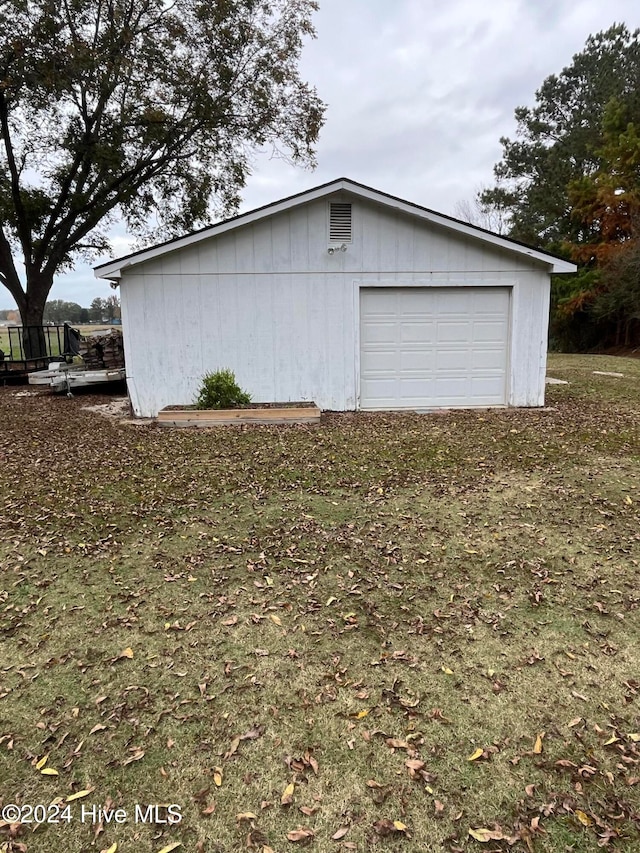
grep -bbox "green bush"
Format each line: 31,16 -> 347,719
194,369 -> 251,409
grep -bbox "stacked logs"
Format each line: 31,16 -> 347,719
79,328 -> 125,369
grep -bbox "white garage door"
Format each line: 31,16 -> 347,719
360,287 -> 510,409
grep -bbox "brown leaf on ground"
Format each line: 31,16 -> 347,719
468,826 -> 506,842
286,827 -> 315,843
386,738 -> 409,749
373,818 -> 410,837
121,747 -> 144,765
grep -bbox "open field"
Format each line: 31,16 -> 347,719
1,353 -> 639,853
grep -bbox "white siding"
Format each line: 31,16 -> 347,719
119,194 -> 551,417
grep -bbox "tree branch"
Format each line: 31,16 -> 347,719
0,94 -> 33,266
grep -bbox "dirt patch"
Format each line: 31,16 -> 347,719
80,396 -> 130,418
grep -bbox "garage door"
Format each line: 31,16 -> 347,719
359,287 -> 510,409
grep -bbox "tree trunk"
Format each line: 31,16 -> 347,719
20,275 -> 52,359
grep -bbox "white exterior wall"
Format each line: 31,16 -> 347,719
119,194 -> 552,417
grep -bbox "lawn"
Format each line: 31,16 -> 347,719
0,353 -> 639,853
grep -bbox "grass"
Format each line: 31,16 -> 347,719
0,353 -> 639,853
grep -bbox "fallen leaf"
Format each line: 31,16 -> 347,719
386,738 -> 409,749
269,614 -> 283,626
555,759 -> 577,769
468,748 -> 484,762
575,810 -> 593,826
281,782 -> 295,806
373,819 -> 410,837
101,845 -> 118,853
239,726 -> 264,741
533,732 -> 545,754
41,767 -> 59,776
66,789 -> 94,802
287,827 -> 314,842
373,820 -> 395,837
90,724 -> 107,735
35,754 -> 48,770
119,647 -> 134,659
331,827 -> 349,840
469,827 -> 505,842
122,748 -> 145,765
224,737 -> 240,759
213,767 -> 223,787
236,812 -> 257,821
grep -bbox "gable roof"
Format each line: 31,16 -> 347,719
94,177 -> 577,279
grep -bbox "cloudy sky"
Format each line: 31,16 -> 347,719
6,0 -> 639,308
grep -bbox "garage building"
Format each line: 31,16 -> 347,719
94,178 -> 576,418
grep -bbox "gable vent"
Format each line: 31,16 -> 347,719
329,202 -> 352,242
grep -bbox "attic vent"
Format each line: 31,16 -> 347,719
329,202 -> 352,242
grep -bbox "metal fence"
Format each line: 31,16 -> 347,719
0,325 -> 67,361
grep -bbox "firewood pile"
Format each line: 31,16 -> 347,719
79,328 -> 125,369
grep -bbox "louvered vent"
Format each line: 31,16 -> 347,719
329,202 -> 352,242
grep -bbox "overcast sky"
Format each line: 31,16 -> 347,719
5,0 -> 639,308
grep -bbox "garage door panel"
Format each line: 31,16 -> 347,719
436,349 -> 472,370
399,349 -> 434,370
471,376 -> 507,398
363,349 -> 398,371
468,287 -> 509,314
400,376 -> 436,393
436,321 -> 472,343
360,378 -> 398,401
400,322 -> 436,343
361,321 -> 397,344
397,291 -> 432,312
473,320 -> 508,342
468,348 -> 507,369
434,376 -> 469,393
360,286 -> 509,409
